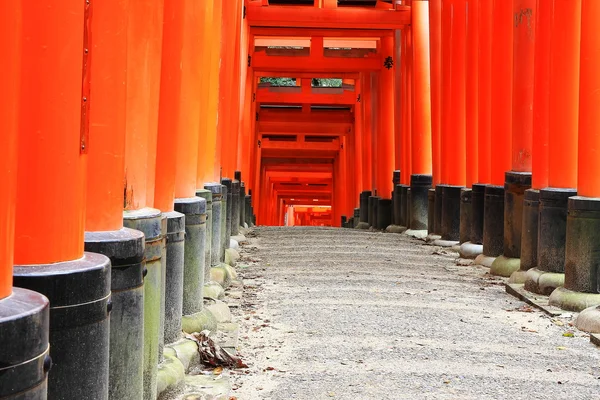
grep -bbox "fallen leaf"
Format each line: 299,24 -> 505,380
563,332 -> 574,337
557,346 -> 567,350
328,392 -> 336,397
185,331 -> 248,369
213,367 -> 223,375
443,380 -> 451,384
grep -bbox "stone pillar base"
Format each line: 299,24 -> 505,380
549,287 -> 600,313
459,241 -> 483,259
490,255 -> 521,277
575,305 -> 600,333
523,267 -> 564,296
0,288 -> 50,399
84,227 -> 146,400
14,253 -> 111,400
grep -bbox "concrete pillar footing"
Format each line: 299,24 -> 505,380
523,267 -> 565,296
548,287 -> 600,313
385,224 -> 407,233
426,233 -> 442,243
508,270 -> 529,284
404,229 -> 428,239
575,305 -> 600,333
490,255 -> 521,277
459,241 -> 483,259
474,254 -> 496,268
432,239 -> 459,247
357,222 -> 370,229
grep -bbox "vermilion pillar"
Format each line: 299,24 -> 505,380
477,0 -> 514,266
13,2 -> 111,398
458,0 -> 480,255
0,5 -> 51,397
476,0 -> 492,185
429,0 -> 442,187
122,2 -> 166,398
553,0 -> 600,316
409,0 -> 433,232
525,0 -> 580,296
376,36 -> 395,200
439,0 -> 466,243
492,0 -> 536,278
0,4 -> 20,300
84,2 -> 147,399
197,1 -> 223,185
517,0 -> 552,278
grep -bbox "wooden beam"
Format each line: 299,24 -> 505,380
257,88 -> 356,105
247,6 -> 410,29
252,51 -> 382,73
251,27 -> 395,38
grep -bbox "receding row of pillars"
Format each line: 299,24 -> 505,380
344,0 -> 600,332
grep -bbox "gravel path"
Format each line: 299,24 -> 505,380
231,227 -> 600,400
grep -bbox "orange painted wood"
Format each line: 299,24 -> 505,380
124,0 -> 164,210
354,79 -> 365,193
15,0 -> 86,264
156,0 -> 206,211
247,6 -> 411,29
256,89 -> 356,105
440,0 -> 452,184
578,0 -> 600,197
198,0 -> 223,185
251,27 -> 395,38
531,0 -> 551,190
465,0 -> 479,186
429,0 -> 442,185
512,0 -> 536,173
0,0 -> 20,297
378,37 -> 398,198
362,74 -> 374,191
442,0 -> 466,186
412,0 -> 433,176
402,30 -> 413,185
477,0 -> 492,184
393,30 -> 403,173
548,0 -> 580,189
86,0 -> 129,232
251,52 -> 382,73
490,0 -> 513,186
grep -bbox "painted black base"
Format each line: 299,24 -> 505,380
538,187 -> 577,273
459,188 -> 472,244
519,189 -> 540,271
483,185 -> 505,257
377,199 -> 393,230
428,188 -> 435,234
434,185 -> 443,235
470,183 -> 486,245
14,253 -> 111,400
0,287 -> 50,399
360,191 -> 372,223
503,171 -> 532,258
440,185 -> 462,241
84,228 -> 145,400
409,174 -> 432,230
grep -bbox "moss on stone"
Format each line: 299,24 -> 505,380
182,309 -> 217,334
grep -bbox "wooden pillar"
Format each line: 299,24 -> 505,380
377,36 -> 396,198
465,0 -> 479,187
578,0 -> 600,198
86,0 -> 129,232
401,29 -> 413,185
124,0 -> 164,210
490,0 -> 513,186
354,78 -> 365,194
362,73 -> 374,191
548,0 -> 580,190
0,1 -> 20,298
15,1 -> 87,265
198,1 -> 223,185
411,0 -> 433,177
429,0 -> 442,185
156,0 -> 206,211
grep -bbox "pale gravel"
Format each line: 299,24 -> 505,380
230,226 -> 600,400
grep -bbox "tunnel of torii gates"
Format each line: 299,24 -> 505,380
4,0 -> 600,399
